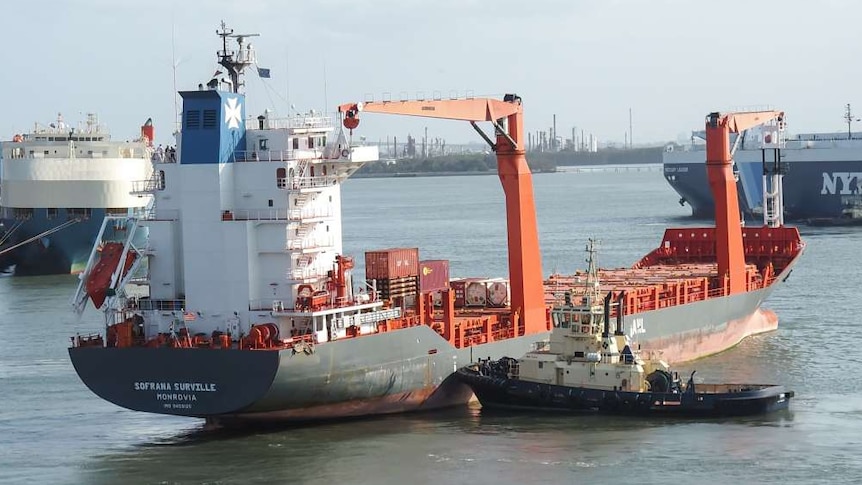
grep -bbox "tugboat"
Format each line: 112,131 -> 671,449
456,240 -> 794,417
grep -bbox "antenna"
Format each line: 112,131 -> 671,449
323,61 -> 328,116
216,21 -> 260,94
844,103 -> 859,139
171,15 -> 179,135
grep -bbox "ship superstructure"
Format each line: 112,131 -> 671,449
0,113 -> 153,275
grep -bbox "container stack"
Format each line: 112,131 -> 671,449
365,248 -> 420,302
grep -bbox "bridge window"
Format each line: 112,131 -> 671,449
292,138 -> 299,150
46,208 -> 58,220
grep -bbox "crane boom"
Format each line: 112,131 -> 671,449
705,110 -> 784,294
337,98 -> 523,126
338,95 -> 547,334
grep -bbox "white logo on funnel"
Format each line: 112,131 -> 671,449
224,98 -> 242,129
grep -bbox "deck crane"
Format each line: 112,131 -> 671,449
705,110 -> 784,294
337,95 -> 547,334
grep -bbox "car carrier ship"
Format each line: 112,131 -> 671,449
0,114 -> 154,275
68,25 -> 803,426
664,115 -> 862,225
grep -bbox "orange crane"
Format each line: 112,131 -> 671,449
705,109 -> 784,294
338,95 -> 547,334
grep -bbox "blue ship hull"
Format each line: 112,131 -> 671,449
0,208 -> 133,276
664,157 -> 862,222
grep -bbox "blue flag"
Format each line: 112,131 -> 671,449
257,67 -> 271,78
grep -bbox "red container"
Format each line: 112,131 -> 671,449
365,248 -> 419,280
419,259 -> 449,292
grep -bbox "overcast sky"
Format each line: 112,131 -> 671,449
4,0 -> 861,147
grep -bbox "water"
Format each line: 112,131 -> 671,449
2,169 -> 861,484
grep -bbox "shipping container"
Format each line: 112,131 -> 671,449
365,248 -> 419,280
419,259 -> 449,292
450,278 -> 468,307
487,279 -> 510,307
465,280 -> 489,307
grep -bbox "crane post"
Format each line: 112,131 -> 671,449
705,110 -> 784,295
337,95 -> 547,334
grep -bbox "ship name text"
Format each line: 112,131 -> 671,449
133,381 -> 217,392
821,172 -> 861,195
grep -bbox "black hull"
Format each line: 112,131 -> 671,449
69,347 -> 280,417
456,366 -> 792,418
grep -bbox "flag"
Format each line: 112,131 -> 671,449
212,69 -> 223,77
257,67 -> 271,78
183,311 -> 196,322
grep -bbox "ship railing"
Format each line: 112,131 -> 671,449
287,208 -> 334,221
287,268 -> 329,281
287,175 -> 341,190
136,299 -> 186,312
253,115 -> 334,130
249,299 -> 290,312
227,209 -> 290,221
287,237 -> 335,251
233,150 -> 295,163
131,174 -> 165,194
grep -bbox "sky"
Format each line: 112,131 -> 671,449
4,0 -> 862,147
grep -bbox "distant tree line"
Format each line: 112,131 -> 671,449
355,153 -> 557,175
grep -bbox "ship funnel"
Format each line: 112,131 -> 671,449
141,118 -> 154,147
615,291 -> 626,335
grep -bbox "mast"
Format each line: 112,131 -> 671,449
216,21 -> 259,94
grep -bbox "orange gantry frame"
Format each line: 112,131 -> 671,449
704,110 -> 784,295
337,96 -> 547,335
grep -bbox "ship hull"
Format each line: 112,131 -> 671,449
70,327 -> 550,423
0,208 -> 139,276
457,366 -> 793,417
664,151 -> 862,222
69,261 -> 797,423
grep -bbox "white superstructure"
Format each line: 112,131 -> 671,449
72,25 -> 419,352
0,113 -> 153,215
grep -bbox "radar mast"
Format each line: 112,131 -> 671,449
216,21 -> 260,93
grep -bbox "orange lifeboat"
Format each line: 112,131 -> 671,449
86,242 -> 138,308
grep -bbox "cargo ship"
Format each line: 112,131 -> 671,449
664,124 -> 862,224
68,25 -> 803,426
0,114 -> 154,275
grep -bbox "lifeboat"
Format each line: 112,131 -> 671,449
86,242 -> 138,308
